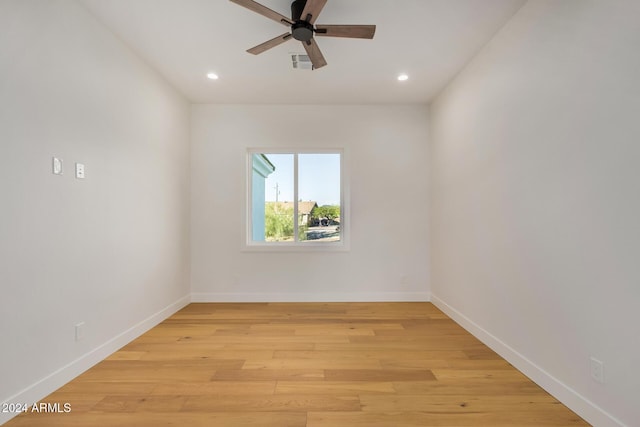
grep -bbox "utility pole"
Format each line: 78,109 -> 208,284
274,183 -> 280,202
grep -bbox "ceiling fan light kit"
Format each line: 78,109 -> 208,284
230,0 -> 376,70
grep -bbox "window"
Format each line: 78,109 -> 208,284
247,149 -> 345,249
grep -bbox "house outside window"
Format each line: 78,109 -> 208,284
246,149 -> 346,250
251,154 -> 275,241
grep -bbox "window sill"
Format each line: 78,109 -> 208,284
241,242 -> 350,253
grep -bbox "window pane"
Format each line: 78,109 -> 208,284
298,153 -> 341,242
252,154 -> 294,242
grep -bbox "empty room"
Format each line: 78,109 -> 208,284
1,0 -> 638,426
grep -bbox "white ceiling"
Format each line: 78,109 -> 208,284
80,0 -> 526,104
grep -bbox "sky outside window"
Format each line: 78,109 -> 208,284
264,153 -> 340,205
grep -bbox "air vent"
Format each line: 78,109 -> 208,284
291,53 -> 313,70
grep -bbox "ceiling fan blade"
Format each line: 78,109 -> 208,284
247,33 -> 293,55
315,25 -> 376,39
302,38 -> 327,70
300,0 -> 327,24
229,0 -> 293,26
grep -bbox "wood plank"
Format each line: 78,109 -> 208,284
242,358 -> 382,370
92,395 -> 187,413
221,342 -> 316,351
273,349 -> 466,360
307,411 -> 587,427
55,381 -> 156,395
325,369 -> 436,382
105,351 -> 146,360
275,381 -> 395,395
431,369 -> 531,381
212,369 -> 325,381
150,381 -> 276,396
380,358 -> 513,370
75,360 -> 243,383
392,381 -> 546,396
181,395 -> 360,412
137,349 -> 273,361
359,394 -> 561,412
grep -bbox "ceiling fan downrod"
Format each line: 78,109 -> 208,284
291,0 -> 314,42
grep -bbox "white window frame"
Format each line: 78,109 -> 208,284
243,148 -> 349,252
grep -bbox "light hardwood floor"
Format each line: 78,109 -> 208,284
5,303 -> 589,426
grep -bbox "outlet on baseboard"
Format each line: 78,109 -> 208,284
590,356 -> 604,383
75,322 -> 85,342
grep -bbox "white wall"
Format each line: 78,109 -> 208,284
191,105 -> 429,302
0,1 -> 190,421
429,1 -> 640,425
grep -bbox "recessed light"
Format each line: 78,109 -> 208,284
207,72 -> 219,80
397,74 -> 409,82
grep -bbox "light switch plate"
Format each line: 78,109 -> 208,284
52,157 -> 63,175
75,163 -> 85,179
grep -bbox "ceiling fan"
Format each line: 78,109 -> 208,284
229,0 -> 376,70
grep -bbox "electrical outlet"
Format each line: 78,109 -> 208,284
590,357 -> 604,383
75,163 -> 85,179
75,322 -> 85,342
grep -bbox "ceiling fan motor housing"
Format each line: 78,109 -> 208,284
292,22 -> 314,41
291,0 -> 314,41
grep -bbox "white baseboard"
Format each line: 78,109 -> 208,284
0,294 -> 190,426
431,294 -> 625,427
191,292 -> 430,303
